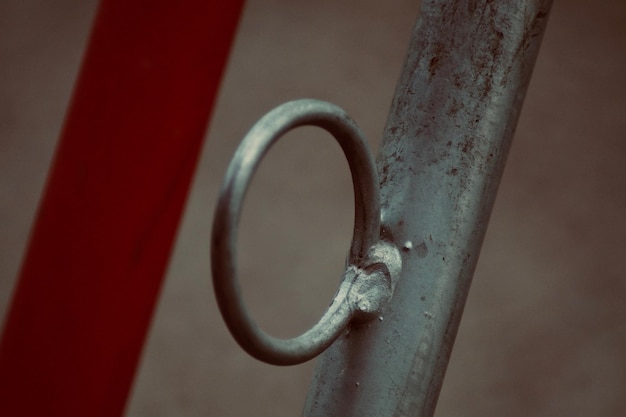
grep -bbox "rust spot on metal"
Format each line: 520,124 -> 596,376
428,56 -> 440,78
391,151 -> 404,163
447,100 -> 460,117
428,41 -> 446,79
458,137 -> 475,154
381,163 -> 389,179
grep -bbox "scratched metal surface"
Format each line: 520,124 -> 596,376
0,1 -> 625,416
302,2 -> 552,416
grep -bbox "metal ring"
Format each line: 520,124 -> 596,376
211,99 -> 380,365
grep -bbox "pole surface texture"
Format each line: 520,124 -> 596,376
302,1 -> 552,416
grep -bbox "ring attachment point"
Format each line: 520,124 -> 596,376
211,99 -> 400,365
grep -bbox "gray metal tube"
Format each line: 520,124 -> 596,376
301,1 -> 552,416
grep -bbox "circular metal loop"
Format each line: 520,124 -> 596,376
211,99 -> 380,365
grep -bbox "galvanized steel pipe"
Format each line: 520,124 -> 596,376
301,1 -> 552,416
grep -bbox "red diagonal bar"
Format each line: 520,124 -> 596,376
0,1 -> 243,416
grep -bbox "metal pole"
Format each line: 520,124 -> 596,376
302,1 -> 552,416
0,1 -> 244,416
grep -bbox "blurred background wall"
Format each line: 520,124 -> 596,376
1,0 -> 625,416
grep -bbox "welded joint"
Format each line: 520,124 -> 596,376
348,241 -> 402,323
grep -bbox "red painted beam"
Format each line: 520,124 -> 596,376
0,1 -> 244,416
